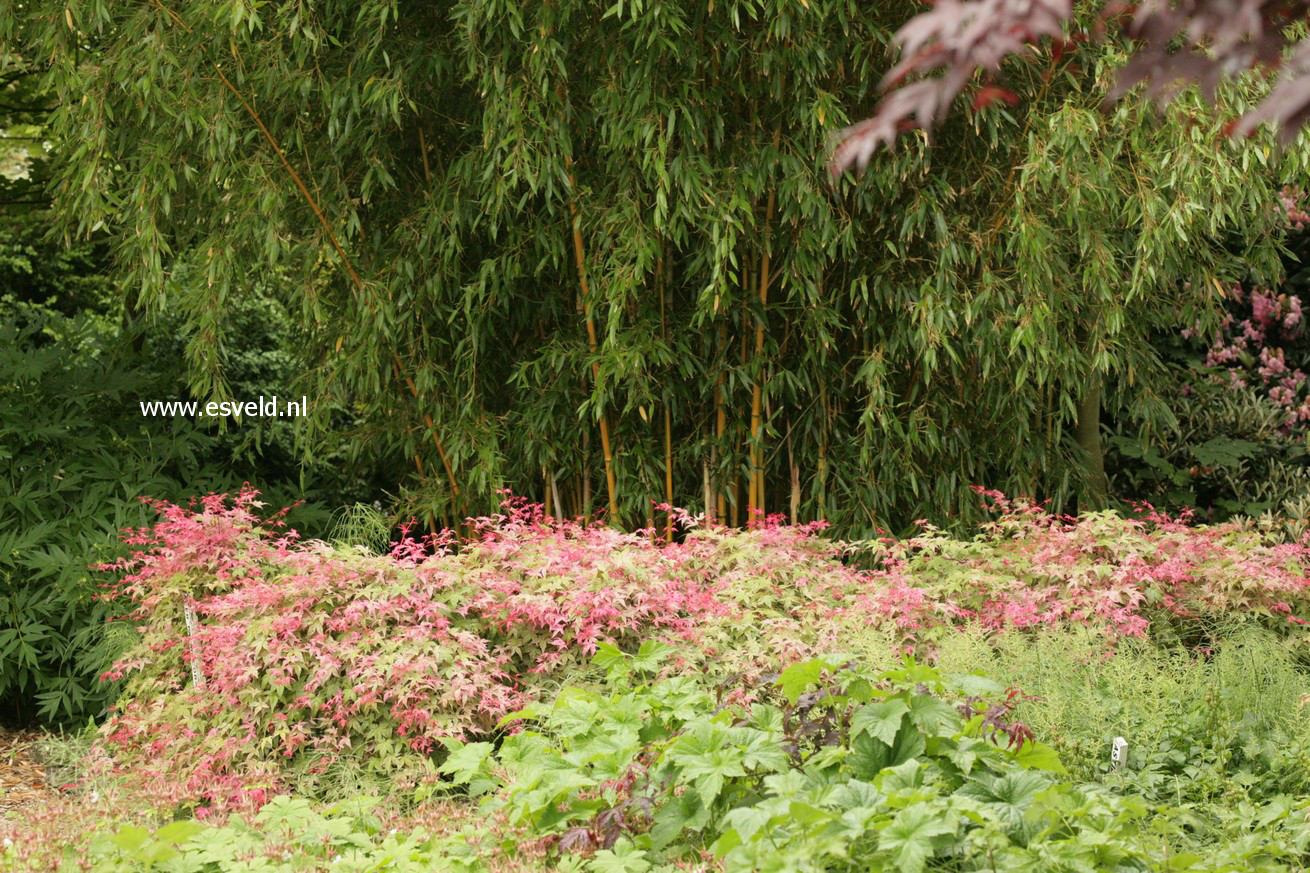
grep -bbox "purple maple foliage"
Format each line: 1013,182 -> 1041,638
831,0 -> 1310,177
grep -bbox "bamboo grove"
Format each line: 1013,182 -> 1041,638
6,0 -> 1310,535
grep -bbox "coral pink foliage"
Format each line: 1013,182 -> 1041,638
97,488 -> 1310,813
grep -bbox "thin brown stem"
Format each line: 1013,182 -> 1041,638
543,466 -> 553,519
566,164 -> 618,523
788,430 -> 800,524
748,129 -> 782,527
418,127 -> 433,186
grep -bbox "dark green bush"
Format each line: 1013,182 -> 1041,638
0,298 -> 338,725
1108,376 -> 1310,521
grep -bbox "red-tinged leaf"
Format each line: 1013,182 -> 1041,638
972,87 -> 1020,112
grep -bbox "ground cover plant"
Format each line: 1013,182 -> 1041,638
14,646 -> 1310,871
7,489 -> 1310,869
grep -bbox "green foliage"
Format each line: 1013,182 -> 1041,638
1108,371 -> 1310,521
138,278 -> 389,509
82,796 -> 427,872
933,620 -> 1310,861
55,646 -> 1310,871
6,1 -> 1308,532
935,625 -> 1310,787
0,222 -> 113,316
327,503 -> 392,554
0,298 -> 340,725
0,300 -> 201,723
439,650 -> 1283,870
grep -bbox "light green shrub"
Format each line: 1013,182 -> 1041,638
935,624 -> 1310,781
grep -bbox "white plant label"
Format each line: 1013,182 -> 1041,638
1111,736 -> 1128,769
184,603 -> 206,689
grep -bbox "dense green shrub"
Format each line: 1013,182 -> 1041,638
1108,217 -> 1310,522
139,271 -> 395,503
446,653 -> 1076,872
0,223 -> 113,317
935,625 -> 1310,783
1107,378 -> 1310,520
0,300 -> 206,724
0,299 -> 337,725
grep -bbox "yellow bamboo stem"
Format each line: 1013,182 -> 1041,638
566,163 -> 618,523
714,368 -> 725,523
664,405 -> 674,542
659,241 -> 673,542
749,184 -> 778,525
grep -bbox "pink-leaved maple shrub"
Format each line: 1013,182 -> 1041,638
94,487 -> 1310,813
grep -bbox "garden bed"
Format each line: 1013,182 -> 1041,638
7,490 -> 1310,870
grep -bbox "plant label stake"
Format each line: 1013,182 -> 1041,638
1111,736 -> 1128,770
184,603 -> 206,689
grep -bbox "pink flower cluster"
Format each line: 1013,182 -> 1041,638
1281,186 -> 1310,229
1192,283 -> 1310,428
1185,193 -> 1310,426
95,488 -> 1310,814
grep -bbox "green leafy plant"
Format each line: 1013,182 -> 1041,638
0,297 -> 338,725
435,649 -> 1310,871
0,300 -> 208,724
11,640 -> 1310,871
935,624 -> 1310,781
1108,377 -> 1310,521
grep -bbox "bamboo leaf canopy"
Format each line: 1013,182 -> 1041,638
5,0 -> 1306,534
